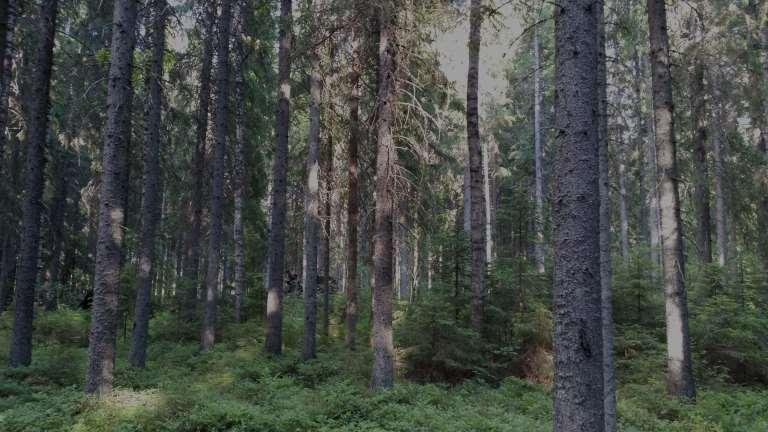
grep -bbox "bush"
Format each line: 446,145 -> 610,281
33,308 -> 90,347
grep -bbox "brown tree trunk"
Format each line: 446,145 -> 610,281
691,61 -> 712,265
320,133 -> 333,337
202,0 -> 233,352
302,0 -> 322,360
8,0 -> 58,368
552,1 -> 605,430
85,0 -> 139,396
129,0 -> 167,368
467,0 -> 486,334
371,1 -> 397,391
345,46 -> 361,350
646,0 -> 696,399
265,0 -> 293,355
181,0 -> 216,318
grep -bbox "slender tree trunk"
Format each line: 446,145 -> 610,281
232,0 -> 250,325
532,25 -> 545,274
0,234 -> 16,313
691,61 -> 712,265
467,0 -> 486,334
646,0 -> 696,399
85,0 -> 138,396
129,0 -> 166,368
397,210 -> 410,300
617,134 -> 630,261
597,2 -> 615,430
371,1 -> 397,391
710,97 -> 728,267
552,1 -> 605,430
345,52 -> 361,350
202,0 -> 233,352
182,0 -> 216,318
320,132 -> 333,337
265,0 -> 293,355
8,0 -> 58,368
302,0 -> 322,360
483,138 -> 493,265
43,149 -> 69,311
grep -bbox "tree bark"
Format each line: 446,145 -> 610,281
8,0 -> 58,368
85,0 -> 138,396
532,25 -> 545,274
597,2 -> 615,430
710,95 -> 727,267
42,148 -> 69,311
181,0 -> 216,318
0,0 -> 18,177
371,1 -> 397,391
202,0 -> 233,352
617,134 -> 630,262
232,0 -> 250,325
467,0 -> 486,334
552,1 -> 605,430
345,46 -> 361,350
320,132 -> 333,337
265,0 -> 293,355
302,0 -> 322,360
691,61 -> 712,265
646,0 -> 696,399
129,0 -> 166,368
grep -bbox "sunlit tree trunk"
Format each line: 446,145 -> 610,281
129,0 -> 167,368
265,0 -> 293,355
85,0 -> 139,395
8,0 -> 58,368
552,0 -> 605,430
532,25 -> 545,274
646,0 -> 696,399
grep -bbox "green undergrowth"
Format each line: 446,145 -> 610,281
0,306 -> 766,431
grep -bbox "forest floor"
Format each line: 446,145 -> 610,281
0,300 -> 766,432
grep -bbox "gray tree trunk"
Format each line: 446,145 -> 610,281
710,95 -> 728,267
8,0 -> 58,368
617,134 -> 630,262
182,0 -> 216,318
43,148 -> 69,311
467,0 -> 486,334
371,1 -> 397,391
552,1 -> 605,430
0,0 -> 18,177
129,0 -> 167,368
597,2 -> 616,430
85,0 -> 138,396
302,0 -> 322,360
646,0 -> 696,399
202,0 -> 233,352
265,0 -> 293,355
320,133 -> 332,337
532,25 -> 545,274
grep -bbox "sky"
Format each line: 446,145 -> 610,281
433,3 -> 522,104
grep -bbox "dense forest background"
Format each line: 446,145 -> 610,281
0,0 -> 767,430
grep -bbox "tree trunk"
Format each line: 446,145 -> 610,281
617,134 -> 630,262
8,0 -> 58,368
181,0 -> 216,318
85,0 -> 138,396
467,0 -> 486,334
320,132 -> 333,337
691,61 -> 712,265
129,0 -> 166,368
0,234 -> 16,313
0,0 -> 18,177
483,137 -> 493,265
552,1 -> 605,430
597,2 -> 616,430
232,0 -> 250,325
397,210 -> 410,300
532,25 -> 545,274
43,149 -> 69,311
302,0 -> 322,360
202,0 -> 233,352
371,1 -> 397,391
646,0 -> 696,399
265,0 -> 293,355
710,96 -> 727,267
345,48 -> 361,350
